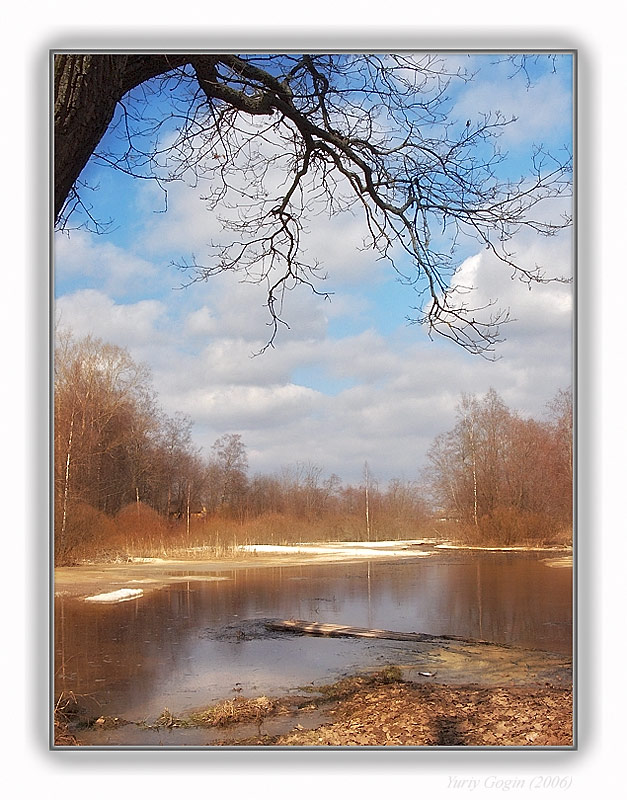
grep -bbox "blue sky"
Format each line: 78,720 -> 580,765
54,52 -> 574,485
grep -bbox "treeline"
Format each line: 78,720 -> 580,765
426,388 -> 572,545
55,331 -> 204,562
54,331 -> 572,565
53,332 -> 429,564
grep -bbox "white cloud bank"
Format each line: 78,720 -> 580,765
56,229 -> 572,484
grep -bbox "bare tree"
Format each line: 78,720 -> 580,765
54,52 -> 572,355
209,433 -> 249,515
53,331 -> 156,558
53,329 -> 209,561
427,389 -> 512,524
544,387 -> 573,525
426,388 -> 573,541
363,461 -> 374,541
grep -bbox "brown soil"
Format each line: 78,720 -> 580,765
210,676 -> 573,748
276,682 -> 572,747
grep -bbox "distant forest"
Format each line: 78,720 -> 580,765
54,331 -> 572,565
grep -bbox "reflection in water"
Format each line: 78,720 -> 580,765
54,551 -> 571,721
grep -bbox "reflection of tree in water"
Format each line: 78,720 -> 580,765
54,587 -> 202,713
432,553 -> 572,651
315,554 -> 572,652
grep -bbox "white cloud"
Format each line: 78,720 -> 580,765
55,290 -> 170,366
52,57 -> 573,485
54,230 -> 159,296
448,234 -> 573,347
54,223 -> 573,484
175,383 -> 322,431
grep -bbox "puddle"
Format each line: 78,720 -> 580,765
74,705 -> 332,747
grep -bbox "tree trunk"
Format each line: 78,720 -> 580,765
53,54 -> 192,222
186,483 -> 191,538
60,408 -> 75,544
54,55 -> 129,221
363,461 -> 372,541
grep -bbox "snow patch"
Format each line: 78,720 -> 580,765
238,541 -> 434,559
126,557 -> 166,563
84,588 -> 144,603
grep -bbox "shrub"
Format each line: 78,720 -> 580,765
54,501 -> 118,565
114,502 -> 169,556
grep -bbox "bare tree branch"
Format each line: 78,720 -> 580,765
54,52 -> 573,355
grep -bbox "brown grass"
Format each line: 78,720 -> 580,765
154,696 -> 288,729
188,696 -> 285,727
53,692 -> 82,746
55,502 -> 571,566
433,511 -> 572,549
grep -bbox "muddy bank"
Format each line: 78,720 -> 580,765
60,662 -> 572,748
57,624 -> 572,747
53,544 -> 435,598
270,681 -> 573,747
205,618 -> 572,688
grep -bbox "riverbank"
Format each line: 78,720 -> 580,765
269,679 -> 573,747
54,539 -> 572,599
58,659 -> 573,748
56,618 -> 573,748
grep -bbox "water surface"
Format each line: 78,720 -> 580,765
54,551 -> 572,722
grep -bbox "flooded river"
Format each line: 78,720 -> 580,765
54,550 -> 572,725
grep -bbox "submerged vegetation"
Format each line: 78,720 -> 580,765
55,330 -> 572,566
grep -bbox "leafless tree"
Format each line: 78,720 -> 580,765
54,52 -> 572,355
209,433 -> 249,515
426,388 -> 573,541
53,330 -> 207,561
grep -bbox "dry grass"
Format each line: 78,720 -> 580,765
196,670 -> 573,748
154,696 -> 289,730
53,692 -> 82,746
300,667 -> 406,705
434,513 -> 572,550
55,501 -> 571,566
57,666 -> 572,748
189,696 -> 285,727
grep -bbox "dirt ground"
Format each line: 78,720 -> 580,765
201,661 -> 573,748
270,680 -> 573,747
58,651 -> 573,748
59,672 -> 572,748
